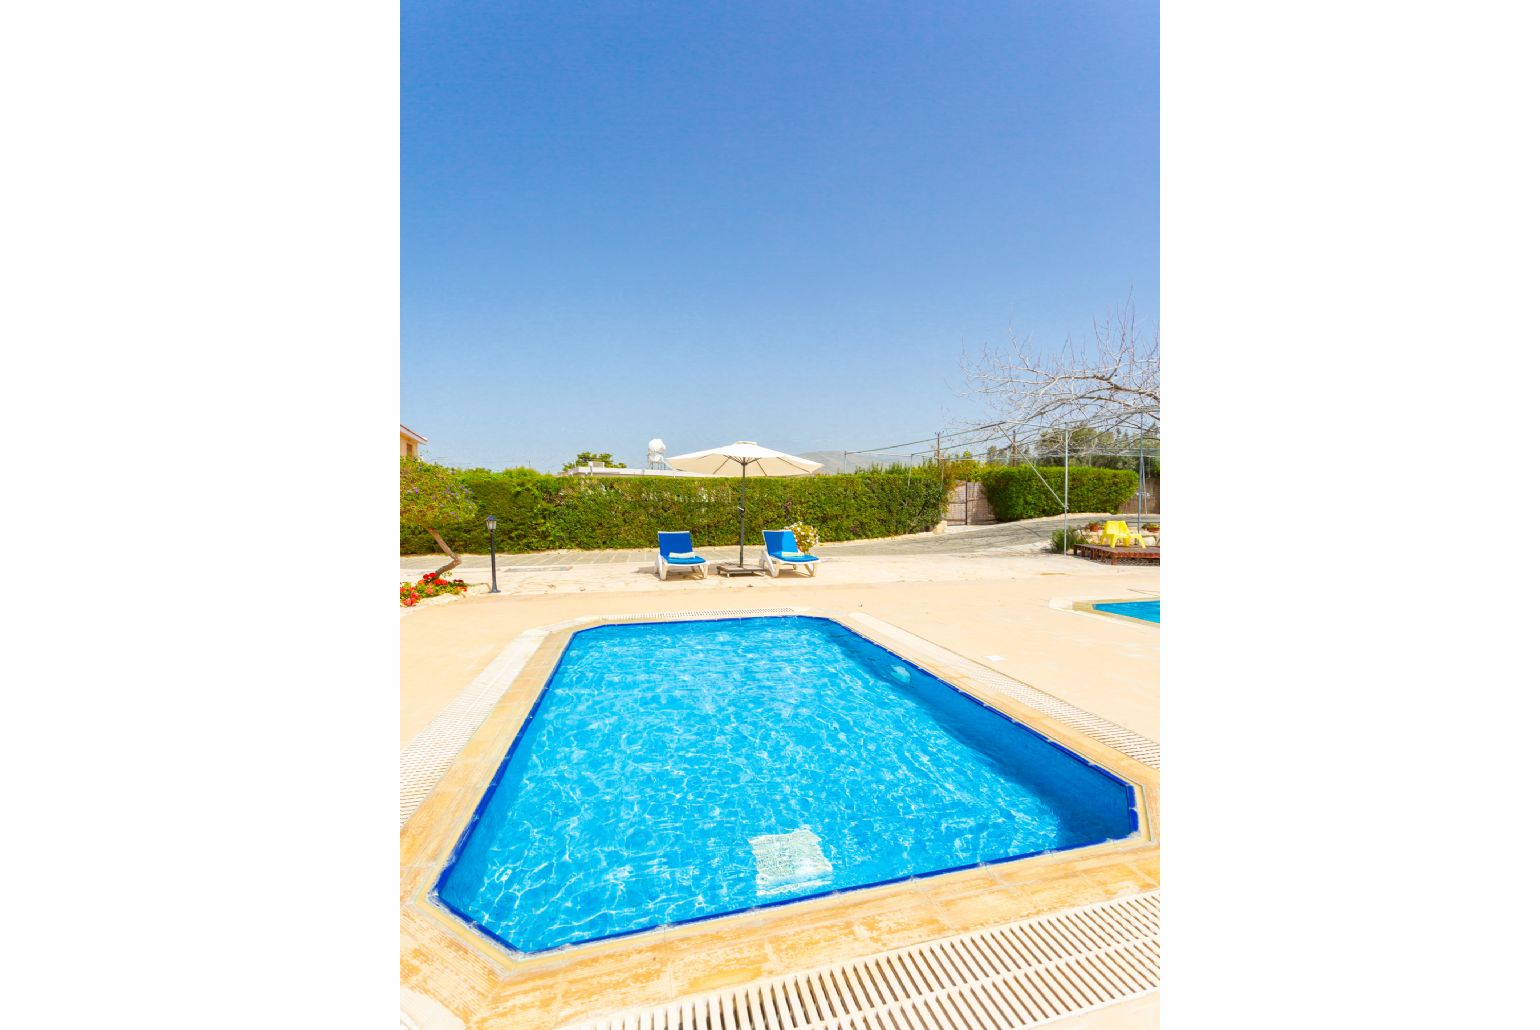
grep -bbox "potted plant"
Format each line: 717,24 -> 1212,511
786,521 -> 821,554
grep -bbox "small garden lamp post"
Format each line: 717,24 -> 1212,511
485,514 -> 500,594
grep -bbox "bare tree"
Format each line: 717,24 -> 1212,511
963,297 -> 1159,434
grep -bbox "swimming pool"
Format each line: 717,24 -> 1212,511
435,616 -> 1139,953
1092,600 -> 1161,624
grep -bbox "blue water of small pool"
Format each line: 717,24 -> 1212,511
1092,600 -> 1161,624
436,616 -> 1138,953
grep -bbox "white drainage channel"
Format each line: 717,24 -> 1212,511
846,614 -> 1161,769
561,891 -> 1160,1030
612,607 -> 806,621
399,628 -> 548,828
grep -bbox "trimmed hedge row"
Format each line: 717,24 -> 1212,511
401,469 -> 950,555
979,465 -> 1139,522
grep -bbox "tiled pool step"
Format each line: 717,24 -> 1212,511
561,891 -> 1160,1030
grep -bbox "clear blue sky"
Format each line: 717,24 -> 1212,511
403,1 -> 1157,471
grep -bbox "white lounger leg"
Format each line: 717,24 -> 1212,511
657,556 -> 666,581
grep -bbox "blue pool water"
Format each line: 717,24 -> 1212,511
436,616 -> 1138,953
1093,600 -> 1161,624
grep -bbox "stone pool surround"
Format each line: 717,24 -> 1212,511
400,610 -> 1160,1028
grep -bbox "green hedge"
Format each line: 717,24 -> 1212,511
978,465 -> 1138,521
401,469 -> 950,555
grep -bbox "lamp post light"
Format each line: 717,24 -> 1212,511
486,514 -> 500,594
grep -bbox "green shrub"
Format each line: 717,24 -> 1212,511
1049,527 -> 1085,552
978,465 -> 1138,521
401,469 -> 949,555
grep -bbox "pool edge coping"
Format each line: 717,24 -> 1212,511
431,613 -> 1147,956
400,607 -> 1160,1028
1055,595 -> 1162,628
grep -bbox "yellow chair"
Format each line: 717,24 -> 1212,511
1102,520 -> 1156,548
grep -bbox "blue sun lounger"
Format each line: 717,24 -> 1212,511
761,529 -> 819,577
657,531 -> 708,581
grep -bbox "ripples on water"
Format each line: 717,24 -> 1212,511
438,616 -> 1136,952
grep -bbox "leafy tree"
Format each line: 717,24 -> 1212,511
944,453 -> 985,483
400,457 -> 480,577
561,451 -> 628,472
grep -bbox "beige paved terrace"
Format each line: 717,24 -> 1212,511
400,524 -> 1159,1028
401,518 -> 1159,746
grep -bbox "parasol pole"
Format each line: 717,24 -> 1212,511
738,460 -> 748,566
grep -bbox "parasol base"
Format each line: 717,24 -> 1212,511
715,562 -> 764,577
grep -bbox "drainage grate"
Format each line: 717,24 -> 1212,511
400,629 -> 548,827
846,614 -> 1160,769
561,891 -> 1159,1030
612,607 -> 803,621
968,673 -> 1160,769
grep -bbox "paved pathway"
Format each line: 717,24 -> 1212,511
400,515 -> 1155,573
827,515 -> 1141,556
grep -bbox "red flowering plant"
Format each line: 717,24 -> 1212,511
400,572 -> 469,607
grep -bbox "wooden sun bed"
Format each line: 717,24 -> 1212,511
1071,542 -> 1161,566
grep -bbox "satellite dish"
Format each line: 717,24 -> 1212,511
647,438 -> 666,466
